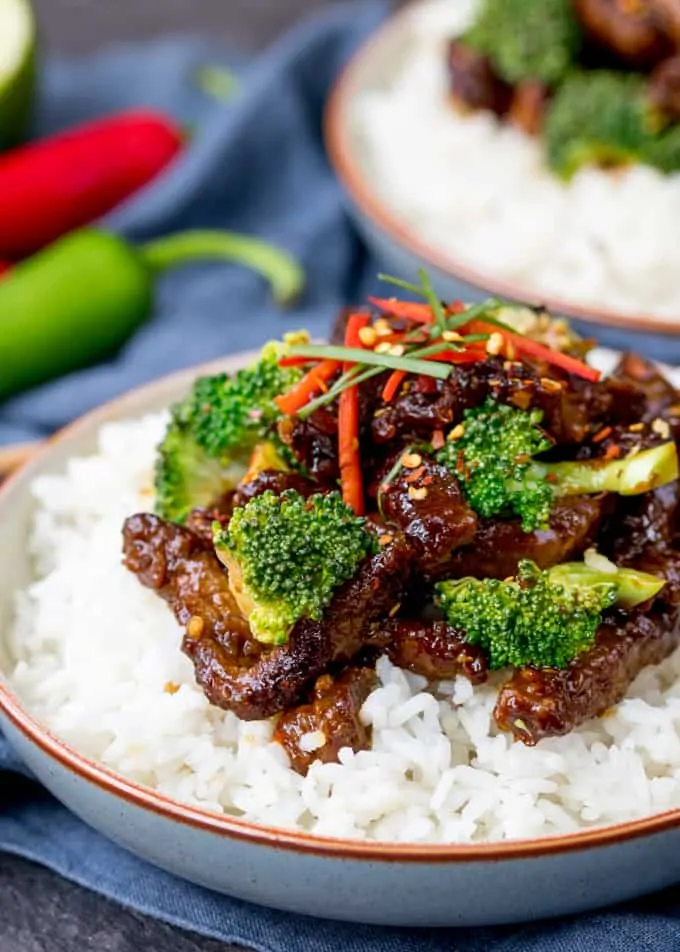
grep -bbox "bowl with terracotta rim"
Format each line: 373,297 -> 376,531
324,1 -> 680,363
2,351 -> 680,928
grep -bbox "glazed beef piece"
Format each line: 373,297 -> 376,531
278,408 -> 339,483
371,618 -> 488,684
232,470 -> 322,508
274,667 -> 376,775
371,358 -> 640,448
649,54 -> 680,119
609,353 -> 680,429
185,494 -> 234,547
494,607 -> 680,744
378,456 -> 477,578
122,514 -> 411,721
446,496 -> 607,580
448,40 -> 512,115
574,0 -> 673,68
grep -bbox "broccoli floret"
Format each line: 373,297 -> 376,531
154,335 -> 305,523
436,399 -> 554,531
464,0 -> 581,85
543,70 -> 680,179
214,489 -> 377,646
437,398 -> 679,532
436,560 -> 665,669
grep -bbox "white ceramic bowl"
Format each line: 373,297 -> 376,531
2,353 -> 680,927
324,2 -> 680,362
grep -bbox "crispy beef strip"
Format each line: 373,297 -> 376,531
494,606 -> 680,745
378,456 -> 477,578
445,495 -> 607,580
274,667 -> 377,775
609,353 -> 680,430
447,40 -> 512,115
185,493 -> 234,547
122,513 -> 410,721
649,54 -> 680,120
368,619 -> 488,685
574,0 -> 672,68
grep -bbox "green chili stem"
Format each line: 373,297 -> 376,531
140,230 -> 305,306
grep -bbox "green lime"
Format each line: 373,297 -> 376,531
0,0 -> 36,150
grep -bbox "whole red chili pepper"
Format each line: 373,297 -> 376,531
0,109 -> 184,259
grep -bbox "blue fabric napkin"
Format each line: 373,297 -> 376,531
2,3 -> 680,949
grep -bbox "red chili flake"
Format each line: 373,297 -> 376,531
422,475 -> 434,486
431,429 -> 445,451
546,473 -> 559,484
456,450 -> 465,474
592,426 -> 612,444
603,443 -> 622,460
404,465 -> 426,484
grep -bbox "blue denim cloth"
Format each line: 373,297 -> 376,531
2,3 -> 680,949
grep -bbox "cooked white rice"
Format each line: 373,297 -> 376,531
6,413 -> 680,843
352,0 -> 680,320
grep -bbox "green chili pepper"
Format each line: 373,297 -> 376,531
0,228 -> 304,401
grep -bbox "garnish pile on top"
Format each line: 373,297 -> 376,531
448,0 -> 680,178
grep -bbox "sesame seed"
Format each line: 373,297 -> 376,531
408,486 -> 428,501
388,343 -> 406,357
358,326 -> 377,347
374,318 -> 392,337
442,330 -> 463,342
652,418 -> 671,439
541,377 -> 563,392
448,423 -> 465,441
628,422 -> 644,432
401,451 -> 422,469
486,332 -> 504,356
375,341 -> 392,354
378,533 -> 392,547
389,602 -> 402,618
164,682 -> 180,695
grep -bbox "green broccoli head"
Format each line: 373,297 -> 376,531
214,489 -> 377,646
464,0 -> 581,85
543,70 -> 680,179
436,559 -> 665,669
437,398 -> 679,532
436,398 -> 555,532
154,335 -> 306,524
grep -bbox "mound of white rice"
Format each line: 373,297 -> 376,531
352,0 -> 680,320
7,413 -> 680,843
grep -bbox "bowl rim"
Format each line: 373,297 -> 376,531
2,356 -> 680,862
324,0 -> 680,337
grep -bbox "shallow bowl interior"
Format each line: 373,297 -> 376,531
2,351 -> 680,925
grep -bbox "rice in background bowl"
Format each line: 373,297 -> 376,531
346,0 -> 680,321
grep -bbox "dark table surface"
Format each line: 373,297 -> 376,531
4,5 -> 338,950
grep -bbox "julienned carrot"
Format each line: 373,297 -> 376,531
465,320 -> 600,382
274,359 -> 341,415
381,370 -> 407,402
339,313 -> 370,515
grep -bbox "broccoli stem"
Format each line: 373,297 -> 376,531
535,442 -> 679,498
547,563 -> 666,609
